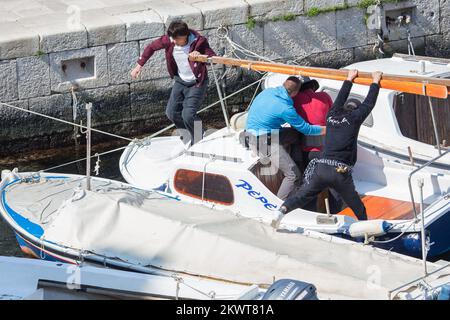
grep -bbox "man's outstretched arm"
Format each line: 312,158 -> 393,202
282,107 -> 325,136
353,71 -> 382,122
131,36 -> 166,79
330,69 -> 358,112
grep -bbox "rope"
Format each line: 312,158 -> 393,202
0,101 -> 134,142
39,235 -> 46,259
171,273 -> 217,299
373,32 -> 385,57
245,74 -> 264,111
215,26 -> 274,76
214,26 -> 333,69
42,145 -> 129,172
216,26 -> 275,63
369,219 -> 417,244
1,32 -> 267,174
34,76 -> 266,173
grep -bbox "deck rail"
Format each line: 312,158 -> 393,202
408,148 -> 450,220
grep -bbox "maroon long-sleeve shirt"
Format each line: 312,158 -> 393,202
137,30 -> 216,86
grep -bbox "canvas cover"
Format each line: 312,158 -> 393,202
4,175 -> 444,300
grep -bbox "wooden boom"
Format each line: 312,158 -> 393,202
191,55 -> 450,99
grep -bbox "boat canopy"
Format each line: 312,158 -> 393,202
2,174 -> 445,300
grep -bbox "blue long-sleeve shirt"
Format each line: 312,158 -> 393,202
246,86 -> 322,136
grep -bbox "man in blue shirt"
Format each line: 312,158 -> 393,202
246,76 -> 326,201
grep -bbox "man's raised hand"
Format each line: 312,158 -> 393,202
372,71 -> 383,84
189,51 -> 201,59
346,69 -> 358,82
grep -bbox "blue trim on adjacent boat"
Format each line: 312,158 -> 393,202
1,181 -> 44,238
1,176 -> 71,239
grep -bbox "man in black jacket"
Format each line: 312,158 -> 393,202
277,70 -> 383,221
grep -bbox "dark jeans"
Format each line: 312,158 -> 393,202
300,151 -> 343,214
283,163 -> 367,220
166,76 -> 208,145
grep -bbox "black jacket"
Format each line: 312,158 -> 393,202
321,80 -> 380,166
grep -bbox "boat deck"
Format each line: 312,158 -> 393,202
338,195 -> 422,220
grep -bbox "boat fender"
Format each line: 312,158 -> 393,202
348,220 -> 392,238
262,279 -> 318,300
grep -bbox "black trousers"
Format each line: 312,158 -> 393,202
166,76 -> 208,145
299,151 -> 343,213
283,163 -> 367,220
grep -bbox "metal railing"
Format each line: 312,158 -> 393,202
407,148 -> 450,220
387,261 -> 450,300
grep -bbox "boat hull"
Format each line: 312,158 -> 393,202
335,208 -> 450,260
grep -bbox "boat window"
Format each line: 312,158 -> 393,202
322,88 -> 374,127
393,93 -> 450,145
173,169 -> 234,205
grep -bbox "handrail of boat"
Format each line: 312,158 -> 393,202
408,148 -> 450,219
388,261 -> 450,299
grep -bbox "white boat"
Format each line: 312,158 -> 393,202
2,170 -> 449,300
0,256 -> 266,300
120,118 -> 450,259
120,53 -> 450,259
264,53 -> 450,168
2,255 -> 449,301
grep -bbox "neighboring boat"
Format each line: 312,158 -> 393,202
2,256 -> 449,301
264,53 -> 450,169
0,256 -> 265,300
2,170 -> 449,300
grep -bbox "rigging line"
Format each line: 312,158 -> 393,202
369,220 -> 417,244
40,77 -> 266,172
171,274 -> 217,299
217,26 -> 275,64
245,73 -> 267,111
140,75 -> 266,144
42,145 -> 128,172
223,29 -> 336,71
0,101 -> 134,142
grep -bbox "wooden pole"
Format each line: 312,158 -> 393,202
192,55 -> 449,99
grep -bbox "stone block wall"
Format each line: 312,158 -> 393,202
0,0 -> 449,154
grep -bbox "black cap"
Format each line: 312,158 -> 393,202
343,98 -> 361,111
300,76 -> 320,92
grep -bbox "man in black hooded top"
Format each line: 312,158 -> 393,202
277,70 -> 383,222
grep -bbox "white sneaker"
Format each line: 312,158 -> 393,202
270,211 -> 284,229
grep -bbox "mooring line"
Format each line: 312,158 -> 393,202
0,101 -> 134,142
0,75 -> 266,172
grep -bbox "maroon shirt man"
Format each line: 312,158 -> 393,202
131,21 -> 216,145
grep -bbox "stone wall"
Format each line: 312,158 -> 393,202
0,0 -> 449,154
